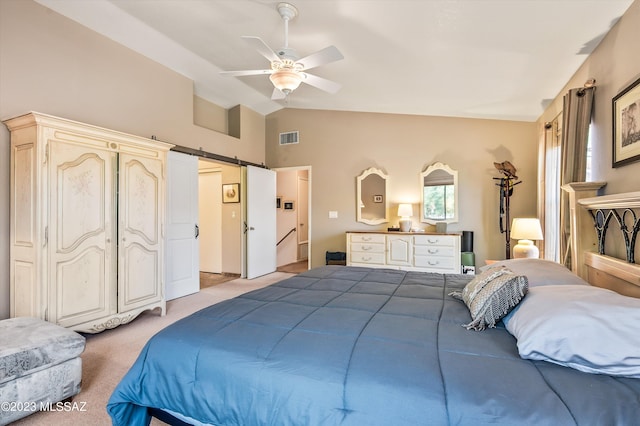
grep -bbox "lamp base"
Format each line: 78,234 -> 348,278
513,239 -> 539,259
399,219 -> 412,232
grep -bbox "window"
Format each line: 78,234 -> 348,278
542,115 -> 593,262
423,184 -> 455,220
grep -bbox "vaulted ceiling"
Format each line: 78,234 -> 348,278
35,0 -> 634,121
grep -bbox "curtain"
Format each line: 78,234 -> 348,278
543,117 -> 561,262
559,86 -> 595,268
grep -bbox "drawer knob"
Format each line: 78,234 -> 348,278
362,246 -> 372,251
428,249 -> 439,254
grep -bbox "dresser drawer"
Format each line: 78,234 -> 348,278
349,252 -> 386,265
414,245 -> 456,258
350,242 -> 385,253
413,235 -> 457,247
350,233 -> 386,244
413,255 -> 457,271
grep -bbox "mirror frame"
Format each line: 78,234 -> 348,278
420,162 -> 459,225
356,167 -> 389,225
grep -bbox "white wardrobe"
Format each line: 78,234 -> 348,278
4,112 -> 172,333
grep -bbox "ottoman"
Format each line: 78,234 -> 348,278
0,317 -> 85,425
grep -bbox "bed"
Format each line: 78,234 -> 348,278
108,190 -> 640,426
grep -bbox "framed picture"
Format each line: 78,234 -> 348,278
283,200 -> 295,211
373,195 -> 383,203
276,196 -> 282,209
613,76 -> 640,167
222,183 -> 240,203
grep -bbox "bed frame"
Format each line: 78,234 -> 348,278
564,182 -> 640,298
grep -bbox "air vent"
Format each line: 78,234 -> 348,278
279,131 -> 299,145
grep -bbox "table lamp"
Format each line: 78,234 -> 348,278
398,204 -> 413,232
510,218 -> 543,258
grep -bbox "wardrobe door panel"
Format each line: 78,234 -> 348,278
49,141 -> 117,327
119,153 -> 163,311
11,141 -> 39,318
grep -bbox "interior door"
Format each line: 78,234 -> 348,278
165,151 -> 200,300
246,165 -> 277,279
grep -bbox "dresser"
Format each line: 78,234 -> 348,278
4,112 -> 172,333
346,232 -> 461,274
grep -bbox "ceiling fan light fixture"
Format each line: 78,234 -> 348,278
270,68 -> 302,94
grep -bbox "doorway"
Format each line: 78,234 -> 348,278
197,159 -> 243,288
165,151 -> 290,299
274,166 -> 311,272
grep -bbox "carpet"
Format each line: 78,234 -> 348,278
10,272 -> 295,426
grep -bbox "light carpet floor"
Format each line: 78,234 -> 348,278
11,272 -> 295,426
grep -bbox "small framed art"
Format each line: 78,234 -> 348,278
613,76 -> 640,167
283,200 -> 295,211
222,183 -> 240,203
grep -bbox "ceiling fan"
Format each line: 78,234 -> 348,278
220,2 -> 344,100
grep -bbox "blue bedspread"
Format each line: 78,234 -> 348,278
107,266 -> 640,425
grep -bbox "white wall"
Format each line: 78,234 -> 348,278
198,163 -> 223,273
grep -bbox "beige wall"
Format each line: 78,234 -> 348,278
537,1 -> 640,194
266,109 -> 538,269
193,96 -> 228,134
0,0 -> 265,319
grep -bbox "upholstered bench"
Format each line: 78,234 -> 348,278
0,317 -> 85,425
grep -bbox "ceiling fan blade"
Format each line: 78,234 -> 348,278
271,87 -> 286,100
301,73 -> 342,94
297,46 -> 344,71
242,36 -> 281,63
219,69 -> 272,77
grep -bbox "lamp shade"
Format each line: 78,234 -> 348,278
511,218 -> 543,259
398,204 -> 413,232
510,218 -> 543,240
397,203 -> 413,218
269,69 -> 302,94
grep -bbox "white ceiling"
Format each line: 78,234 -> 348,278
35,0 -> 634,122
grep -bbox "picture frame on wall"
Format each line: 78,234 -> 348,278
613,76 -> 640,167
283,200 -> 295,211
276,196 -> 282,209
222,183 -> 240,203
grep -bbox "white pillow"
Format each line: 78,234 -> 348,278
481,258 -> 587,287
503,285 -> 640,378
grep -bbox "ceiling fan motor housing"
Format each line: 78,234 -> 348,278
277,47 -> 299,61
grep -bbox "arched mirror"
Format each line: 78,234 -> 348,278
356,167 -> 389,225
420,162 -> 458,224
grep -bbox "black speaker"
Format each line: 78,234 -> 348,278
461,231 -> 474,253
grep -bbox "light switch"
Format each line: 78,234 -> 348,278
329,211 -> 338,219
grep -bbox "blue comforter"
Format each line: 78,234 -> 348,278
108,266 -> 640,425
